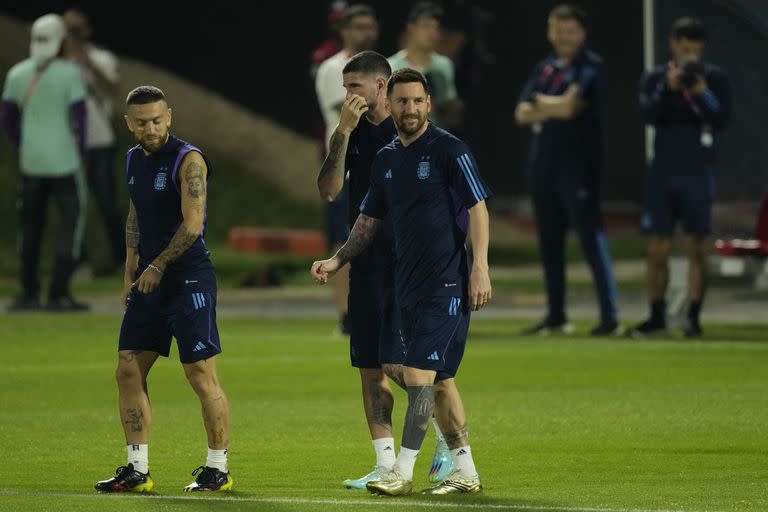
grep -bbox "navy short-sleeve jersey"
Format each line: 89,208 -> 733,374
347,116 -> 398,269
361,124 -> 490,307
639,62 -> 730,176
126,134 -> 214,275
517,47 -> 604,175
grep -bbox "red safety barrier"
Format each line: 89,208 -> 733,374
228,227 -> 327,256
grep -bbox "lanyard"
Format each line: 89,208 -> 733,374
667,60 -> 713,147
667,60 -> 701,116
538,62 -> 570,95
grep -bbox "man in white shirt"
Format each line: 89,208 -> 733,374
63,8 -> 124,271
314,4 -> 379,336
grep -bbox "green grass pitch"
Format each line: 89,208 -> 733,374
0,314 -> 766,512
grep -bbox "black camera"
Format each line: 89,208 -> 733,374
679,58 -> 704,89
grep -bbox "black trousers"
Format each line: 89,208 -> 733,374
530,174 -> 619,324
18,174 -> 86,299
80,146 -> 125,266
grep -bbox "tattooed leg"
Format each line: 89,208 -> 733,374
184,357 -> 230,450
433,378 -> 469,448
360,368 -> 394,438
116,350 -> 158,444
401,385 -> 436,450
382,363 -> 406,390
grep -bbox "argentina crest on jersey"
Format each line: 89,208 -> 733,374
417,156 -> 430,180
154,166 -> 168,190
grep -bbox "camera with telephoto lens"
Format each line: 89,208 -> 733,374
679,57 -> 705,89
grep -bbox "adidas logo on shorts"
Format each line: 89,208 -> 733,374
192,341 -> 207,352
428,351 -> 439,361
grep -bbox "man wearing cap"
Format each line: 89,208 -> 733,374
1,13 -> 88,312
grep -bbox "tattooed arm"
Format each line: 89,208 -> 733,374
155,151 -> 207,269
126,199 -> 140,269
121,200 -> 140,306
317,129 -> 350,201
311,213 -> 381,283
316,95 -> 368,201
132,151 -> 207,294
335,214 -> 381,265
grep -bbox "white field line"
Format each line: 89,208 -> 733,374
0,490 -> 726,512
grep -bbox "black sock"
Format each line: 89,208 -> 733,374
688,301 -> 702,325
651,299 -> 666,324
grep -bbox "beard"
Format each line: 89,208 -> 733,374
395,113 -> 427,136
138,133 -> 168,153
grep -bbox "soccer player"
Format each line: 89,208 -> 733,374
317,51 -> 453,488
95,86 -> 232,493
315,4 -> 380,335
312,68 -> 491,496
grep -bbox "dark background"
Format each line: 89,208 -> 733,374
3,0 -> 768,201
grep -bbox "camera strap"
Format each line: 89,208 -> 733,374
667,60 -> 701,115
668,60 -> 712,147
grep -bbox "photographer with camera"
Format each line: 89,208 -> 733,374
62,8 -> 124,273
631,17 -> 730,338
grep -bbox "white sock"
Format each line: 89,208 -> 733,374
451,445 -> 478,478
432,417 -> 444,440
372,437 -> 396,469
393,447 -> 419,481
127,444 -> 148,474
206,448 -> 228,472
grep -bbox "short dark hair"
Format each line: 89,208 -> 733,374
63,7 -> 90,22
126,86 -> 166,106
387,68 -> 429,96
343,50 -> 391,78
548,4 -> 587,28
671,17 -> 707,42
340,4 -> 376,28
407,2 -> 443,24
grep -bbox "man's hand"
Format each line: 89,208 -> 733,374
311,257 -> 342,284
687,75 -> 708,96
132,262 -> 164,294
468,265 -> 492,311
667,68 -> 682,91
564,83 -> 581,97
337,95 -> 369,134
532,86 -> 584,120
515,101 -> 550,125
